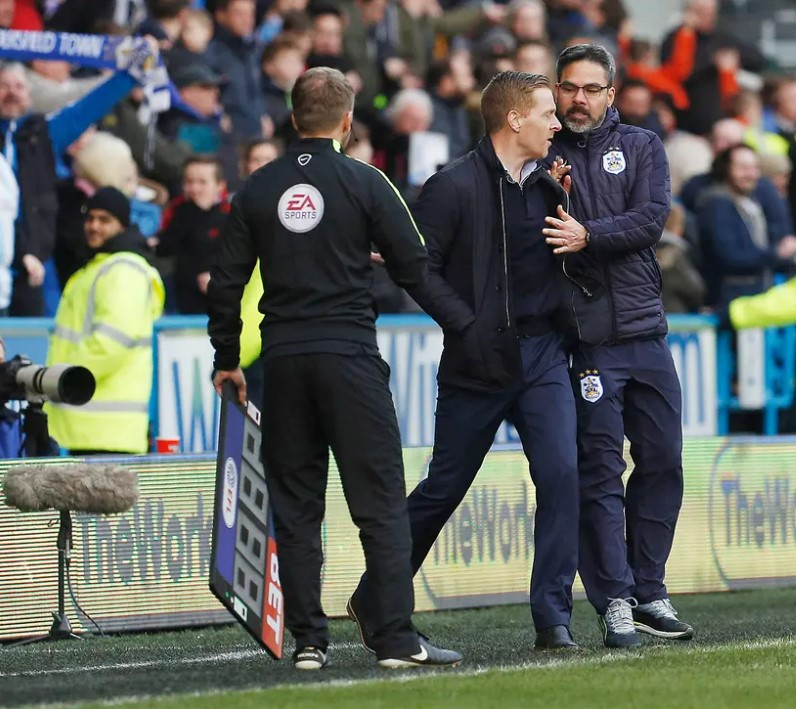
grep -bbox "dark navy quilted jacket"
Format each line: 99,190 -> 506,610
547,107 -> 671,345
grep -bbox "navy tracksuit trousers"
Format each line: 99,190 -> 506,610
571,337 -> 684,615
409,332 -> 579,629
356,332 -> 579,630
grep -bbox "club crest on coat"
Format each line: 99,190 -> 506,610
602,149 -> 626,175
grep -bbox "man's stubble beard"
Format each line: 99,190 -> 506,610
560,106 -> 609,134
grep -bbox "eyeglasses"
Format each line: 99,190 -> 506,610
557,82 -> 610,98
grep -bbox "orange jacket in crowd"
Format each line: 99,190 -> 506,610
620,26 -> 738,112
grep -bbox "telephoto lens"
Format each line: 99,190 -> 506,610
15,363 -> 96,405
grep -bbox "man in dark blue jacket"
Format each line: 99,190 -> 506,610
206,0 -> 267,140
350,71 -> 581,651
681,171 -> 793,246
696,144 -> 796,308
542,44 -> 693,648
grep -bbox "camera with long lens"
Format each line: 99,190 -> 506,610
0,355 -> 96,405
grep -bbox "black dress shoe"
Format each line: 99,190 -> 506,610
534,625 -> 579,650
347,594 -> 376,654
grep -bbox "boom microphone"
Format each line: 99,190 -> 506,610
3,464 -> 139,514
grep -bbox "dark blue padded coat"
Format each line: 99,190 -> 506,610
546,107 -> 671,345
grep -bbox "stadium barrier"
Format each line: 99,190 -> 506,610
4,313 -> 793,449
2,436 -> 795,640
152,313 -> 725,447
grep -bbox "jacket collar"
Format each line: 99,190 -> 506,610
261,75 -> 288,97
475,135 -> 506,177
90,225 -> 154,264
288,137 -> 342,153
212,23 -> 255,49
474,134 -> 568,201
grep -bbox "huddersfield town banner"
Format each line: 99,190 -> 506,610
0,29 -> 170,112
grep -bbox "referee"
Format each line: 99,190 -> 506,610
207,67 -> 461,671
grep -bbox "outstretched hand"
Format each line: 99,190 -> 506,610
543,205 -> 589,255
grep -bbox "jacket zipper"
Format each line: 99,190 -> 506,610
560,189 -> 593,297
498,178 -> 511,328
571,289 -> 583,340
586,144 -> 617,342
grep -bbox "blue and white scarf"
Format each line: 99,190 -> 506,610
0,29 -> 172,168
0,29 -> 170,113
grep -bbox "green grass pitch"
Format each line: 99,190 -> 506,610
1,589 -> 795,708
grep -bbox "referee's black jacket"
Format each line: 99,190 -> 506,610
208,137 -> 428,371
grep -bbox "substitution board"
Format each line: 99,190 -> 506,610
210,382 -> 284,659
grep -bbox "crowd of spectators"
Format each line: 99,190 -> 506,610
1,0 -> 795,318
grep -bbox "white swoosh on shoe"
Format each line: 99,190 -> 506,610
410,645 -> 428,662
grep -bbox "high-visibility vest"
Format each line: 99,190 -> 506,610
240,260 -> 263,369
730,276 -> 796,330
743,128 -> 790,157
45,250 -> 165,453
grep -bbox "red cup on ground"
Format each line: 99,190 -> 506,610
156,437 -> 181,454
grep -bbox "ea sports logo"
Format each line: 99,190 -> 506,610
278,183 -> 324,233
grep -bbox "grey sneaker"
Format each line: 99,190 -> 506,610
599,598 -> 642,648
633,598 -> 694,640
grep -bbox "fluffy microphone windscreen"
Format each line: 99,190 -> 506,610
3,464 -> 139,514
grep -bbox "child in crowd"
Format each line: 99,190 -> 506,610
240,137 -> 283,178
261,37 -> 305,136
154,155 -> 230,314
180,8 -> 214,55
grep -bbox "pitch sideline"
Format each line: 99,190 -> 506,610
10,636 -> 796,708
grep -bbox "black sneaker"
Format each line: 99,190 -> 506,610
599,598 -> 642,648
378,636 -> 463,669
292,646 -> 328,670
346,595 -> 376,654
633,598 -> 694,640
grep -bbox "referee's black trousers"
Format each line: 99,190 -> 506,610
261,349 -> 419,659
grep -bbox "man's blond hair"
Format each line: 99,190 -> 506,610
481,71 -> 550,135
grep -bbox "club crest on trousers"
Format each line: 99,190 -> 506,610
579,369 -> 603,403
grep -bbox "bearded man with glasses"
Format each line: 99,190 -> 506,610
541,44 -> 694,649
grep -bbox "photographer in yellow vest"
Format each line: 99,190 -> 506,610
46,188 -> 165,455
